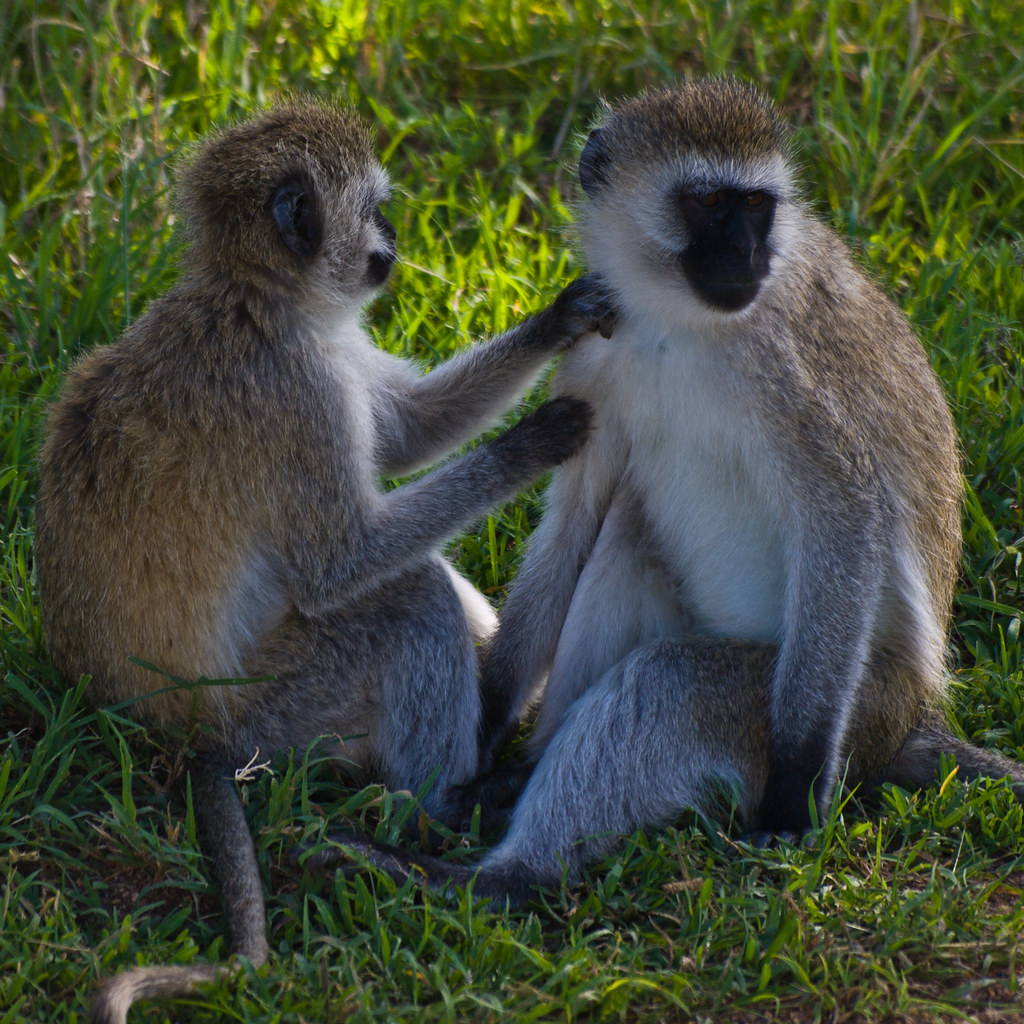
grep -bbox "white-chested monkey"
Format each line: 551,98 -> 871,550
34,101 -> 613,1022
331,78 -> 1024,905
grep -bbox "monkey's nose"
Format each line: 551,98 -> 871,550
366,248 -> 396,286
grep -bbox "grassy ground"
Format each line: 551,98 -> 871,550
2,0 -> 1024,1021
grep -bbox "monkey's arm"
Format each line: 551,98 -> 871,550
286,397 -> 593,614
477,437 -> 623,765
375,276 -> 616,475
755,470 -> 886,834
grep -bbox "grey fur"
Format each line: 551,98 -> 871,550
35,101 -> 610,1022
340,78 -> 1024,905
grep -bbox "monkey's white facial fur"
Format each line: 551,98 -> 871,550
578,165 -> 800,335
299,161 -> 398,312
575,80 -> 800,334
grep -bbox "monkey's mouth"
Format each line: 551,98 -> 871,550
677,250 -> 769,312
689,275 -> 763,312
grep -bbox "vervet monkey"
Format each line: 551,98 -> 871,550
34,101 -> 612,1022
332,78 -> 1024,905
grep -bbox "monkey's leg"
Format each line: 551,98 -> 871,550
466,490 -> 676,824
319,637 -> 776,904
477,444 -> 618,766
528,492 -> 687,756
470,637 -> 777,903
245,557 -> 483,825
368,559 -> 484,821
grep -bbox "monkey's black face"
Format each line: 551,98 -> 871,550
675,189 -> 776,311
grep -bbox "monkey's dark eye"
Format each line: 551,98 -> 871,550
698,192 -> 722,207
745,192 -> 765,207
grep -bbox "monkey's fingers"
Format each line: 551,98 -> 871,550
497,396 -> 594,467
553,274 -> 621,342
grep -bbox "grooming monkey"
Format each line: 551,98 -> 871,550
34,101 -> 612,1022
333,78 -> 1024,904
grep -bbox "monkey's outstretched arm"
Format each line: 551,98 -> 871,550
376,276 -> 616,476
287,397 -> 593,615
755,474 -> 886,834
478,437 -> 624,765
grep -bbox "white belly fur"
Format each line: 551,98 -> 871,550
562,320 -> 787,644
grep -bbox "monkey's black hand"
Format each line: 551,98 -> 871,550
550,274 -> 620,345
302,830 -> 483,901
493,396 -> 594,472
302,830 -> 431,880
448,759 -> 535,833
478,699 -> 519,771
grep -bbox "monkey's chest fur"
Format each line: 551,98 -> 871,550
560,322 -> 787,645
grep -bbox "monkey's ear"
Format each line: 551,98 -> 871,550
271,180 -> 322,258
579,129 -> 610,197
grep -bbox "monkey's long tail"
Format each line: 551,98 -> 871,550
885,713 -> 1024,800
90,758 -> 270,1024
307,830 -> 533,907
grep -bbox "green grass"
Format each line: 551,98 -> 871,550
2,0 -> 1024,1021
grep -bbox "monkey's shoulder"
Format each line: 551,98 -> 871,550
42,288 -> 387,511
768,226 -> 931,372
757,248 -> 954,452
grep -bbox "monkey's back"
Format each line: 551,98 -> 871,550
769,221 -> 962,770
35,285 -> 317,729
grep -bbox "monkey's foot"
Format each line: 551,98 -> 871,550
737,828 -> 810,850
